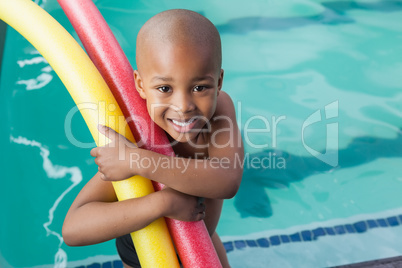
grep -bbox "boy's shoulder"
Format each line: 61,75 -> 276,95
218,90 -> 232,102
213,90 -> 236,119
209,90 -> 238,138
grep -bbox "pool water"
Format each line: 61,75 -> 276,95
1,0 -> 402,267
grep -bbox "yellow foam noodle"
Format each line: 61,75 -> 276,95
0,0 -> 179,267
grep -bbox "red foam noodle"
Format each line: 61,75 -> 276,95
57,0 -> 222,267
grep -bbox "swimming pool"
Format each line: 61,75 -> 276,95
1,0 -> 402,267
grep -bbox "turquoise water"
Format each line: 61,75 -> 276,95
1,0 -> 402,267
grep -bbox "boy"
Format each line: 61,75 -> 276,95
62,9 -> 243,268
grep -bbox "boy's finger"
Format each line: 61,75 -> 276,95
90,147 -> 98,157
97,124 -> 119,140
199,202 -> 206,212
197,211 -> 206,221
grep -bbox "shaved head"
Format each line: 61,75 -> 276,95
136,9 -> 222,73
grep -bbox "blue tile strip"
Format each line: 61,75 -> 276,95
246,239 -> 258,247
387,216 -> 399,226
269,235 -> 280,246
234,240 -> 247,249
334,225 -> 346,234
77,214 -> 402,268
377,218 -> 388,227
101,262 -> 112,268
280,235 -> 290,243
289,232 -> 302,242
256,238 -> 270,248
221,214 -> 402,254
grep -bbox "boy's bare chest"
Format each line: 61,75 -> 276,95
172,142 -> 209,159
171,134 -> 210,159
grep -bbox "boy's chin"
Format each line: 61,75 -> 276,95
167,131 -> 199,144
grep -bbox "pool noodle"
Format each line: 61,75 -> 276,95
0,1 -> 180,267
56,1 -> 222,267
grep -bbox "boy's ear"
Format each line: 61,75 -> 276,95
217,69 -> 224,96
133,70 -> 146,99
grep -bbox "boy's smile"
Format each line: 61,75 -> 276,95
134,41 -> 223,144
169,117 -> 198,133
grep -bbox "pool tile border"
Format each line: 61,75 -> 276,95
75,260 -> 123,268
222,214 -> 402,253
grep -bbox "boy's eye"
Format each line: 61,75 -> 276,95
157,86 -> 171,93
194,85 -> 207,92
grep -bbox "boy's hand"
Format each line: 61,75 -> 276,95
90,125 -> 137,181
160,187 -> 206,222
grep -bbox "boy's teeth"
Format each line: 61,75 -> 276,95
172,118 -> 195,127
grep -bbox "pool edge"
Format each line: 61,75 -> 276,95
333,255 -> 402,268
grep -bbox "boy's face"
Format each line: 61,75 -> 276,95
134,41 -> 223,143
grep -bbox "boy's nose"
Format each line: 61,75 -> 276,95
173,92 -> 196,114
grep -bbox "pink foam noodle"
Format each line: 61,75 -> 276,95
57,0 -> 222,267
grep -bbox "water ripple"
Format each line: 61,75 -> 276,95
10,135 -> 82,268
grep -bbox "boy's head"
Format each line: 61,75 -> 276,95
134,9 -> 224,143
136,9 -> 222,73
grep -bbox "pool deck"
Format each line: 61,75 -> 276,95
334,256 -> 402,268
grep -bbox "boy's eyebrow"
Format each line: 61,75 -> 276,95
193,75 -> 215,82
151,76 -> 173,82
151,75 -> 215,83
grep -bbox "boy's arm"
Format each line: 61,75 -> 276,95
93,92 -> 243,199
62,172 -> 205,246
212,232 -> 231,268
